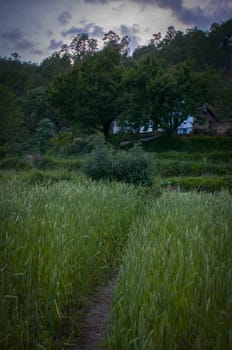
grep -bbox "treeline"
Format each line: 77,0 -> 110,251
0,19 -> 232,156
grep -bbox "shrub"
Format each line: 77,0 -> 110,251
0,144 -> 11,160
83,143 -> 113,180
0,157 -> 31,170
84,143 -> 154,186
112,144 -> 153,186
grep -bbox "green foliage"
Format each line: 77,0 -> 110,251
0,157 -> 31,170
161,176 -> 232,192
84,143 -> 153,186
25,170 -> 72,185
48,47 -> 123,136
83,143 -> 113,181
0,144 -> 11,159
109,191 -> 232,349
112,144 -> 153,185
143,135 -> 232,153
35,156 -> 83,170
155,159 -> 232,177
51,129 -> 90,155
0,84 -> 23,146
0,177 -> 144,349
35,118 -> 56,153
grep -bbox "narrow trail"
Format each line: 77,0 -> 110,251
73,272 -> 118,350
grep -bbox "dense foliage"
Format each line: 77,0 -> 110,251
84,143 -> 153,186
0,19 -> 231,154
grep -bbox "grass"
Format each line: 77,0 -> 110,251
108,191 -> 232,350
0,176 -> 145,349
161,176 -> 232,192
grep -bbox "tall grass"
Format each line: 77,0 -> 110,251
0,176 -> 144,349
109,191 -> 232,350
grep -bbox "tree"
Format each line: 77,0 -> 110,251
48,47 -> 123,136
122,58 -> 199,133
60,33 -> 98,62
150,62 -> 197,133
39,52 -> 71,84
35,118 -> 56,153
121,55 -> 161,129
103,30 -> 131,57
0,84 -> 23,146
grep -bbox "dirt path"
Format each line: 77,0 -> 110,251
73,272 -> 118,350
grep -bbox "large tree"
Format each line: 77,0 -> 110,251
122,57 -> 199,133
48,47 -> 123,136
0,84 -> 23,146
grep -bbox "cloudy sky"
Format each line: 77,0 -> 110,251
0,0 -> 231,63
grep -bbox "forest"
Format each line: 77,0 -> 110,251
1,18 -> 232,156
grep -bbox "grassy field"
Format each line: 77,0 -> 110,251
1,135 -> 232,349
0,175 -> 145,349
108,191 -> 232,350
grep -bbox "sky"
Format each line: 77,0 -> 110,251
0,0 -> 231,63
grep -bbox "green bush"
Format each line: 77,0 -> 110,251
112,144 -> 153,186
0,157 -> 31,170
84,143 -> 153,186
83,143 -> 113,180
0,145 -> 11,160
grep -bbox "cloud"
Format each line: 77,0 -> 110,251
46,30 -> 54,37
57,11 -> 72,26
1,28 -> 25,42
1,28 -> 34,50
119,24 -> 141,51
30,49 -> 44,55
83,0 -> 231,27
62,23 -> 104,38
48,39 -> 63,50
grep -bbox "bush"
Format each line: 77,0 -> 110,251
83,143 -> 113,180
112,144 -> 153,186
0,157 -> 31,170
0,145 -> 11,160
84,143 -> 154,186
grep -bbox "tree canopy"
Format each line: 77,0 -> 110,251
0,18 -> 231,152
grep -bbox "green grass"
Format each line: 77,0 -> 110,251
161,176 -> 232,192
153,151 -> 232,163
108,191 -> 232,350
155,159 -> 232,177
143,135 -> 232,153
0,176 -> 145,349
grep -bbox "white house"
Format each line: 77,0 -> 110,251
177,116 -> 194,135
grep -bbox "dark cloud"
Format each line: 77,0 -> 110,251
84,0 -> 108,3
15,39 -> 34,50
1,28 -> 34,50
62,23 -> 104,38
1,28 -> 25,42
57,11 -> 72,26
48,39 -> 63,50
91,25 -> 104,37
30,49 -> 44,55
83,0 -> 232,27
